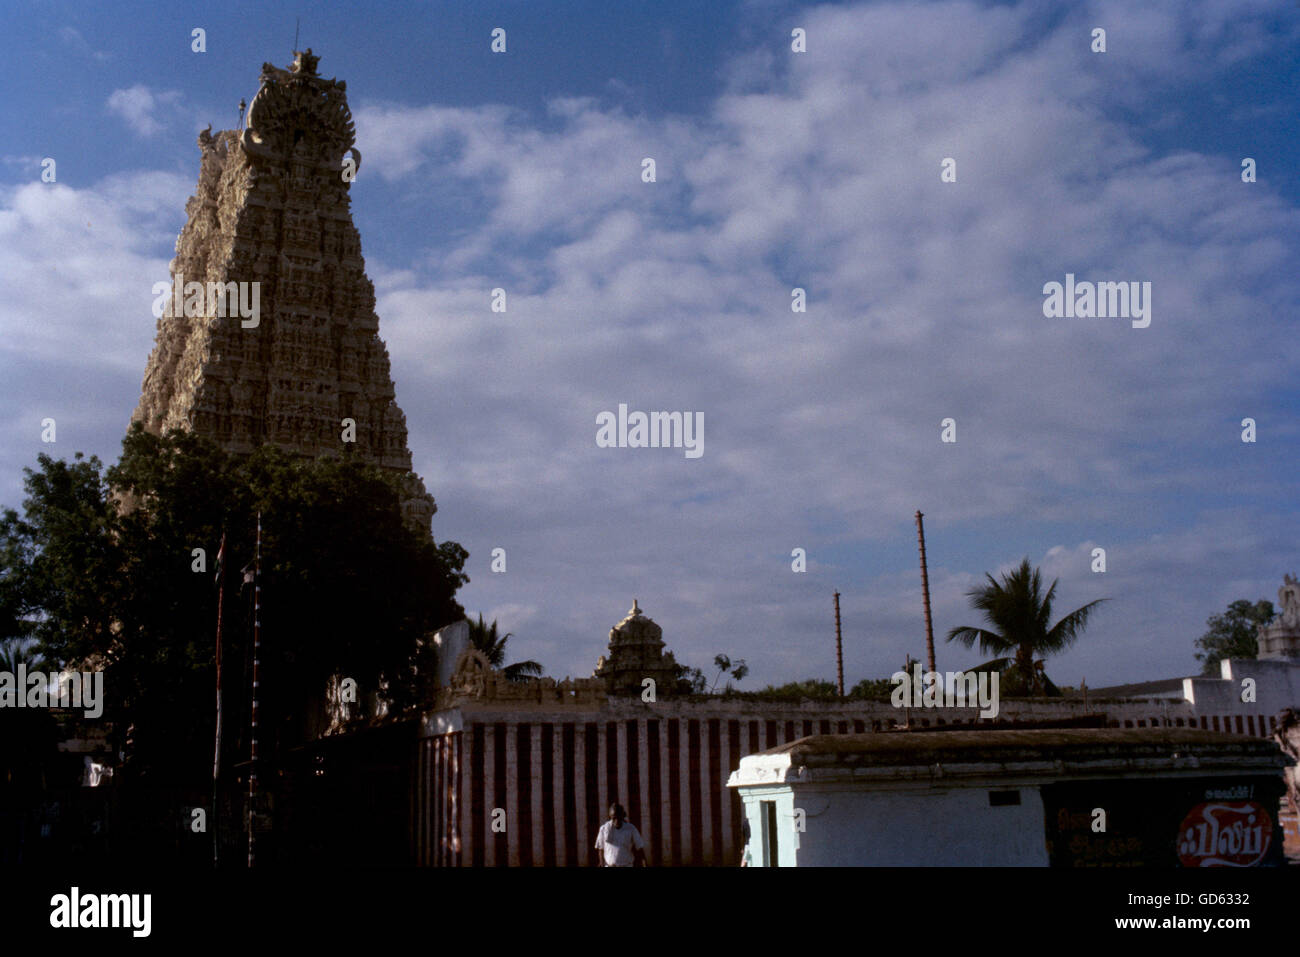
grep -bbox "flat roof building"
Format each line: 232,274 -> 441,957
729,729 -> 1289,867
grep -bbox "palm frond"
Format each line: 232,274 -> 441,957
1037,577 -> 1059,632
467,614 -> 541,679
0,637 -> 45,673
1041,598 -> 1108,654
503,660 -> 544,683
945,625 -> 1012,656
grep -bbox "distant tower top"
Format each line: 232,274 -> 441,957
595,600 -> 680,696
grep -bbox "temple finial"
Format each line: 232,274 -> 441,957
291,48 -> 319,75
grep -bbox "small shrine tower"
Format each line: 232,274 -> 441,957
594,600 -> 682,696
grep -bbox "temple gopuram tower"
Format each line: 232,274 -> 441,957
132,49 -> 434,529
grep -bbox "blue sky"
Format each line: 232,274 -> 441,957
1,0 -> 1298,692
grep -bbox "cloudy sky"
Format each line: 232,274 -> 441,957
2,0 -> 1297,691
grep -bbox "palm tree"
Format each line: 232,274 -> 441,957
946,558 -> 1106,696
0,637 -> 45,674
466,614 -> 544,683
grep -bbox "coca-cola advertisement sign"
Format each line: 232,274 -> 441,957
1177,801 -> 1273,867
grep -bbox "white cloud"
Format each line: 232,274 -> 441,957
369,0 -> 1298,682
0,174 -> 191,369
59,26 -> 111,63
106,86 -> 183,137
2,0 -> 1295,689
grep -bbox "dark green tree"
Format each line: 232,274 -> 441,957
1194,599 -> 1274,676
751,678 -> 839,701
1,425 -> 468,786
466,613 -> 543,682
848,677 -> 895,701
674,665 -> 708,694
946,558 -> 1106,696
0,452 -> 121,665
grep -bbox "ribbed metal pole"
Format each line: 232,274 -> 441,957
248,513 -> 261,868
213,532 -> 225,868
833,591 -> 844,697
916,511 -> 936,673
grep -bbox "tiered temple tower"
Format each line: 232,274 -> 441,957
132,49 -> 434,530
593,600 -> 682,695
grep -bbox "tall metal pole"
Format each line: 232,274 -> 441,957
248,513 -> 261,868
903,654 -> 914,728
833,591 -> 844,697
213,532 -> 226,868
915,510 -> 936,673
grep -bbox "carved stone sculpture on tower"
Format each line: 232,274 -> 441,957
1258,574 -> 1300,660
131,50 -> 434,532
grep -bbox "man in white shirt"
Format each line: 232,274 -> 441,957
594,802 -> 647,867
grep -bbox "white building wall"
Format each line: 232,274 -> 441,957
1185,659 -> 1300,717
741,785 -> 1048,867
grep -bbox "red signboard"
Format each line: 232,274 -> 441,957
1177,801 -> 1273,867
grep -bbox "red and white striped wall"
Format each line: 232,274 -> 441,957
415,708 -> 892,866
413,698 -> 1290,867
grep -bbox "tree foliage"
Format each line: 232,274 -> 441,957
710,654 -> 749,692
1194,598 -> 1274,676
0,425 -> 468,785
671,654 -> 750,695
847,677 -> 895,701
675,665 -> 708,694
751,678 -> 840,701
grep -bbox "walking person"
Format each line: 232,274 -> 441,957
594,802 -> 647,867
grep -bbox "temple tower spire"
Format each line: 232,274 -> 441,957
132,51 -> 434,531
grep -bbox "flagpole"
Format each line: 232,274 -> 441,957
213,531 -> 226,868
915,510 -> 937,673
248,512 -> 261,868
833,591 -> 844,698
